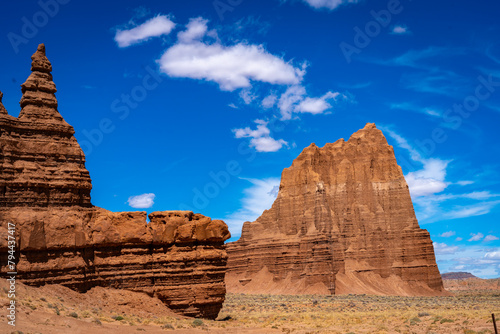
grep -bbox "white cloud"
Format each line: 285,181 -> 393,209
430,191 -> 500,202
455,237 -> 463,241
447,201 -> 500,219
234,119 -> 271,138
457,180 -> 474,186
384,127 -> 450,198
468,232 -> 484,242
484,251 -> 500,260
250,136 -> 288,152
177,17 -> 208,44
127,193 -> 156,209
239,89 -> 257,104
390,25 -> 411,35
390,102 -> 442,118
405,159 -> 449,197
156,16 -> 347,122
440,231 -> 456,238
278,85 -> 306,119
436,245 -> 500,278
382,127 -> 500,224
158,18 -> 304,91
278,85 -> 347,120
233,119 -> 288,152
222,177 -> 281,238
298,0 -> 358,11
484,235 -> 500,242
463,192 -> 500,200
262,93 -> 278,109
433,242 -> 459,255
115,15 -> 176,48
296,91 -> 341,114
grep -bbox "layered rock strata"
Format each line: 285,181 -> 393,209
0,44 -> 92,207
0,44 -> 231,319
227,124 -> 447,296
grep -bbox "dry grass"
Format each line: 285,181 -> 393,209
2,279 -> 499,333
214,291 -> 500,333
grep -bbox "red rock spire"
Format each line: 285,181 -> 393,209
0,90 -> 7,115
226,123 -> 447,296
18,44 -> 68,125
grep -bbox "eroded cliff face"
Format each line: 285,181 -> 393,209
0,44 -> 231,319
1,44 -> 92,207
226,124 -> 447,296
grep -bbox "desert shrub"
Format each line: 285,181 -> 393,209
112,315 -> 124,321
69,312 -> 78,318
418,312 -> 430,317
93,318 -> 102,326
162,324 -> 174,329
192,319 -> 204,327
440,318 -> 454,324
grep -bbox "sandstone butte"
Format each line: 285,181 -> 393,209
226,123 -> 450,296
0,44 -> 231,320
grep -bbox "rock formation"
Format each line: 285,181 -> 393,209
441,272 -> 478,280
0,44 -> 231,319
226,124 -> 448,296
1,44 -> 92,207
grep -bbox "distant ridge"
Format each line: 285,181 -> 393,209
442,272 -> 479,280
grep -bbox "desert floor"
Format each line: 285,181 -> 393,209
1,279 -> 499,334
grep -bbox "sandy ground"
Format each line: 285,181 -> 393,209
1,278 -> 499,334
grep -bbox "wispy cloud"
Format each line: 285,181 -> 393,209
223,177 -> 280,238
378,46 -> 466,69
437,245 -> 500,278
115,15 -> 176,48
296,0 -> 359,11
485,235 -> 500,242
338,82 -> 372,89
433,242 -> 459,255
278,85 -> 349,120
390,25 -> 411,35
383,126 -> 500,223
468,232 -> 484,242
440,231 -> 456,238
382,127 -> 450,198
400,71 -> 469,97
365,46 -> 471,97
127,193 -> 156,208
233,119 -> 288,152
390,102 -> 442,118
262,93 -> 278,109
447,201 -> 500,220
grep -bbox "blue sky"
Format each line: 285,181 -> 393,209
1,0 -> 499,278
